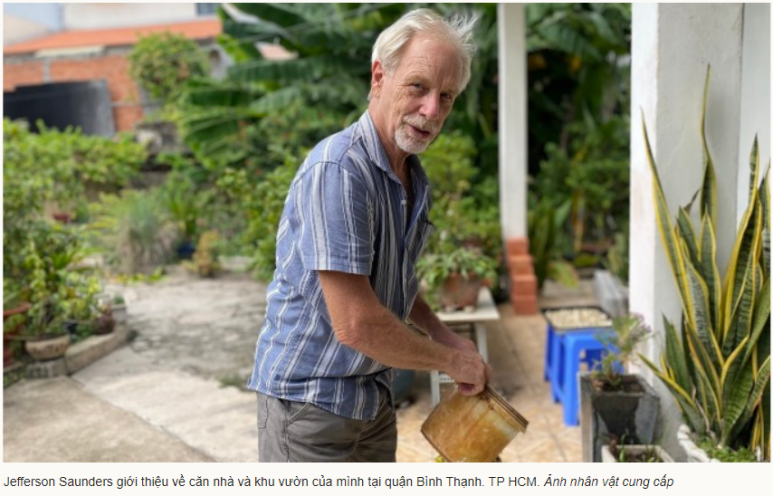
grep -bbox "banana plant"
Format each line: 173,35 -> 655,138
640,66 -> 771,460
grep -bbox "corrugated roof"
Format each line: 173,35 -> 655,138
4,18 -> 221,56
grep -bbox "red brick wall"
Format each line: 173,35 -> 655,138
3,54 -> 144,132
3,60 -> 44,92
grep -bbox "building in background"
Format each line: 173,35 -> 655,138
3,3 -> 223,135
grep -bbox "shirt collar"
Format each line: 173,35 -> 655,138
358,110 -> 429,186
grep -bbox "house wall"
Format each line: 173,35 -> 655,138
4,53 -> 143,132
737,3 -> 771,220
63,3 -> 201,30
630,3 -> 768,460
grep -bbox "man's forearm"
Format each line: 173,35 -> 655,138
343,302 -> 458,372
319,271 -> 486,391
408,295 -> 469,349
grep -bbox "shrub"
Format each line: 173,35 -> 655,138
89,189 -> 177,275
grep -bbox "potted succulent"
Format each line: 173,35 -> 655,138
640,67 -> 770,462
417,246 -> 498,312
579,313 -> 659,462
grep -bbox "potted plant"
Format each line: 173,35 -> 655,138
579,313 -> 659,462
16,223 -> 101,361
111,294 -> 128,325
94,308 -> 115,336
160,170 -> 208,260
184,230 -> 222,278
640,67 -> 770,462
22,296 -> 71,361
417,246 -> 498,312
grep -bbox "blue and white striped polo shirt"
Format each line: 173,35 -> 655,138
248,110 -> 434,420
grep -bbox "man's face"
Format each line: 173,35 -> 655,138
371,34 -> 462,157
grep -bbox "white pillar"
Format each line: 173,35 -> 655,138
497,3 -> 527,240
630,3 -> 746,459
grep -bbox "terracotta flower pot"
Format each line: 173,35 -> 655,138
439,273 -> 482,312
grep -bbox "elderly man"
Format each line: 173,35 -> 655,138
248,8 -> 490,462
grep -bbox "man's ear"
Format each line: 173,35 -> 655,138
371,60 -> 385,99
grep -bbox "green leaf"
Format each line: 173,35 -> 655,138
185,85 -> 258,108
683,323 -> 722,415
677,207 -> 700,268
684,244 -> 722,366
642,114 -> 694,324
722,359 -> 757,446
723,253 -> 757,357
700,66 -> 718,227
760,166 -> 770,276
698,214 -> 722,340
640,353 -> 703,432
228,55 -> 366,84
723,156 -> 762,333
742,278 -> 771,367
230,3 -> 311,28
663,317 -> 693,400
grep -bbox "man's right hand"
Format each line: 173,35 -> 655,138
446,349 -> 491,396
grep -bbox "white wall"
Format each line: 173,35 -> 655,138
63,3 -> 200,30
737,3 -> 771,220
630,3 -> 751,460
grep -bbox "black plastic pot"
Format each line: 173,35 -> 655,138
176,240 -> 196,260
580,373 -> 659,462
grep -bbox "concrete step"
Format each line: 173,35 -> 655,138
73,347 -> 259,462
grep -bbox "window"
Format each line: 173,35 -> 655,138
196,3 -> 218,16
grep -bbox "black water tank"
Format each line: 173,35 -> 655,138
3,79 -> 115,136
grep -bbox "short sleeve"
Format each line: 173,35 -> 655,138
295,162 -> 374,275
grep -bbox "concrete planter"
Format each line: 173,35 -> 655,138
580,373 -> 660,462
25,334 -> 71,361
677,424 -> 719,463
601,444 -> 674,463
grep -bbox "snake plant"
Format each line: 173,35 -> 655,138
640,67 -> 771,460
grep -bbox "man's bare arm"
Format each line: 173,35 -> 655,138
408,294 -> 477,352
318,271 -> 487,394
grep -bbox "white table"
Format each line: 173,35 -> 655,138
428,287 -> 500,406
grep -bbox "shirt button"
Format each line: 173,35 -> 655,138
401,200 -> 407,205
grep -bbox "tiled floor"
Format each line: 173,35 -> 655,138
395,280 -> 597,463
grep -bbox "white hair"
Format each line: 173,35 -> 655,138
370,9 -> 478,98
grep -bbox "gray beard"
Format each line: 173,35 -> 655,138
395,126 -> 431,155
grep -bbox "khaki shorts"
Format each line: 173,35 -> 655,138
256,389 -> 396,462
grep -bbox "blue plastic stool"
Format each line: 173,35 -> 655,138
544,323 -> 609,403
